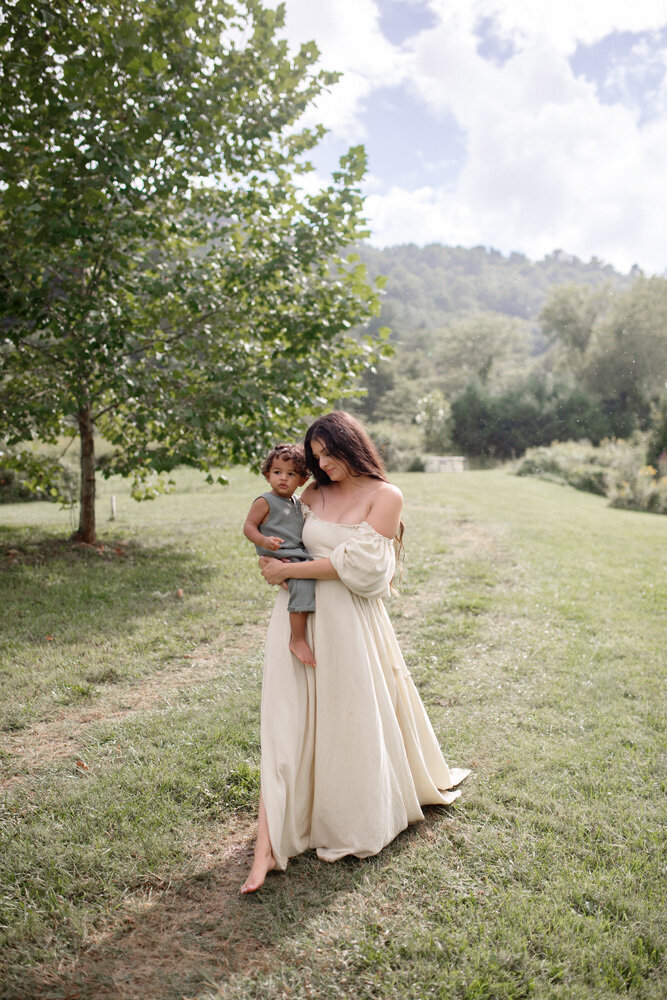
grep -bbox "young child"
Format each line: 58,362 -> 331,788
243,443 -> 316,668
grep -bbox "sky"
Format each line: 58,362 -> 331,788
277,0 -> 667,275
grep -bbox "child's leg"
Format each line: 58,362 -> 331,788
288,611 -> 316,668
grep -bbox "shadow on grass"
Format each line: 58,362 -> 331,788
0,535 -> 218,645
0,534 -> 225,730
19,810 -> 452,1000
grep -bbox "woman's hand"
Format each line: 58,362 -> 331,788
259,556 -> 290,586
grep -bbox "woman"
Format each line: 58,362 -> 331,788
241,412 -> 469,893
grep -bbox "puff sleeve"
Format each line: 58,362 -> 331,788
329,522 -> 396,599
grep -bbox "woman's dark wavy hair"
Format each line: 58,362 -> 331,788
304,411 -> 404,560
304,411 -> 387,486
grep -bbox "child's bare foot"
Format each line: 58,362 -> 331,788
240,851 -> 277,894
289,636 -> 316,668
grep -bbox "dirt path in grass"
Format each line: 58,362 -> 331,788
24,816 -> 268,1000
0,624 -> 265,793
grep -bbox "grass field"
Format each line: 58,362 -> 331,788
0,468 -> 665,1000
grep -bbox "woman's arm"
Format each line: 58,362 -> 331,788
259,556 -> 338,585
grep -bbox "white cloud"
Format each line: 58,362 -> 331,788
280,0 -> 407,138
601,32 -> 667,121
278,0 -> 667,272
364,96 -> 667,272
370,1 -> 667,271
434,0 -> 667,54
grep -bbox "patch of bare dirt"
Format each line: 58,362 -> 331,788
8,817 -> 273,1000
2,537 -> 137,568
449,517 -> 506,559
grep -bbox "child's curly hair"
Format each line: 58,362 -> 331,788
261,443 -> 309,479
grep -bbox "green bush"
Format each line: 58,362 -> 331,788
0,466 -> 36,502
514,449 -> 564,478
451,376 -> 614,459
608,466 -> 667,514
567,465 -> 608,496
366,421 -> 423,472
516,437 -> 666,514
0,453 -> 78,505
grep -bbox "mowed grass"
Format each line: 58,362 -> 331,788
0,468 -> 665,1000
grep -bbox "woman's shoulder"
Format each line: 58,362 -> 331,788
298,483 -> 326,507
382,480 -> 403,499
372,481 -> 403,508
366,481 -> 403,537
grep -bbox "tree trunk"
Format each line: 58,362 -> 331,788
72,400 -> 96,543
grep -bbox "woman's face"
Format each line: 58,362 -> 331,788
309,438 -> 350,482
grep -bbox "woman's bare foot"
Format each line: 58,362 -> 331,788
242,792 -> 277,893
240,851 -> 276,894
289,636 -> 316,668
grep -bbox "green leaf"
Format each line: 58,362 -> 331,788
151,51 -> 168,72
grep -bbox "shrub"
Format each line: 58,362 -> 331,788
608,466 -> 667,514
450,376 -> 614,459
366,421 -> 423,472
515,447 -> 565,478
516,436 -> 666,514
0,466 -> 36,502
0,450 -> 78,505
567,465 -> 608,496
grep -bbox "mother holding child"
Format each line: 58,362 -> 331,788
241,411 -> 469,893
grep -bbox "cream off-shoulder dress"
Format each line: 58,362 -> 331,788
260,509 -> 470,870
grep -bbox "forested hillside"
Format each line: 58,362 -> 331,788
359,243 -> 634,341
347,244 -> 666,481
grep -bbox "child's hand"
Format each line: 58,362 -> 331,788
264,536 -> 284,551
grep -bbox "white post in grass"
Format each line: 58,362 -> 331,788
110,495 -> 117,522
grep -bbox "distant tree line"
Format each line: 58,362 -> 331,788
349,244 -> 666,464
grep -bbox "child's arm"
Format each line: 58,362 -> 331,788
243,497 -> 283,551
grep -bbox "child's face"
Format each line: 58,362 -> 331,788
265,456 -> 306,498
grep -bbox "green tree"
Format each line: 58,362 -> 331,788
539,283 -> 609,362
539,277 -> 667,436
0,0 -> 385,541
415,389 -> 451,453
450,375 -> 612,459
584,277 -> 667,433
433,312 -> 532,395
646,393 -> 667,469
348,348 -> 427,424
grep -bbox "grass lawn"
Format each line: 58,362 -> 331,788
0,468 -> 665,1000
